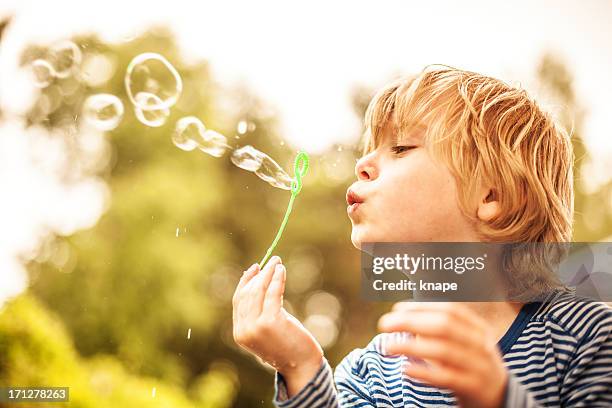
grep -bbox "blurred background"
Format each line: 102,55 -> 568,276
0,1 -> 611,407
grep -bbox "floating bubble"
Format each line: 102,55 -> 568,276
125,53 -> 182,111
172,116 -> 229,157
172,116 -> 207,151
199,129 -> 229,157
134,92 -> 170,127
231,145 -> 264,171
256,156 -> 293,190
30,59 -> 55,87
48,40 -> 82,78
82,93 -> 124,131
230,144 -> 293,189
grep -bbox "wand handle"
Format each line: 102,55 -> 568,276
259,151 -> 309,267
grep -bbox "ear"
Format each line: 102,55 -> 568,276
477,188 -> 500,222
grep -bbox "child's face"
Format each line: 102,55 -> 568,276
346,121 -> 478,248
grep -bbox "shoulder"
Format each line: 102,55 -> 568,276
532,289 -> 612,343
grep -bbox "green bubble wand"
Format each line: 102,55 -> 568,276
259,151 -> 309,267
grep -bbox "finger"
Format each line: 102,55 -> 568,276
246,256 -> 282,319
403,362 -> 478,397
235,264 -> 261,321
243,255 -> 280,293
385,335 -> 482,372
234,263 -> 260,304
388,302 -> 494,350
262,263 -> 286,317
377,311 -> 481,350
390,302 -> 483,332
233,263 -> 260,314
237,263 -> 261,292
391,301 -> 411,313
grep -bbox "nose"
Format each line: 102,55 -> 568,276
355,151 -> 378,181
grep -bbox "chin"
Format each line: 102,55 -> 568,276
350,235 -> 360,250
350,226 -> 374,250
350,228 -> 362,250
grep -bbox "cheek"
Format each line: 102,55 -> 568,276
379,156 -> 465,238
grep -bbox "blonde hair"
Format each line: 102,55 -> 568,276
363,66 -> 575,299
364,66 -> 574,242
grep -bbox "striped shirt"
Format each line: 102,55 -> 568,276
273,289 -> 612,407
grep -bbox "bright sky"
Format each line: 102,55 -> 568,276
2,0 -> 612,153
1,0 -> 611,304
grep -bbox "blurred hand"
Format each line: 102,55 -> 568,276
232,256 -> 324,397
378,302 -> 508,408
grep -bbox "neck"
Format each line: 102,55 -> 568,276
460,301 -> 525,343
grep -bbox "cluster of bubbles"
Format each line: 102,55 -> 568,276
27,40 -> 296,191
83,52 -> 181,130
172,117 -> 293,190
29,40 -> 82,88
172,116 -> 229,158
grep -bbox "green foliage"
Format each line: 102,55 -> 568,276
537,54 -> 612,241
20,28 -> 365,407
5,27 -> 608,408
0,294 -> 204,408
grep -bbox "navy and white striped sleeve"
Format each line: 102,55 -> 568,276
560,305 -> 612,407
503,371 -> 542,407
273,350 -> 376,408
504,303 -> 612,408
273,357 -> 339,408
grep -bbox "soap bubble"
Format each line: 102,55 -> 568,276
125,53 -> 182,111
199,130 -> 229,157
134,92 -> 170,127
231,145 -> 264,171
48,40 -> 82,78
230,144 -> 293,190
172,116 -> 229,157
256,156 -> 293,190
172,116 -> 205,151
82,93 -> 124,131
30,59 -> 55,88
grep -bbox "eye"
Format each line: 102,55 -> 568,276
390,145 -> 417,155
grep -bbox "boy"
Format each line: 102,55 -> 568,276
232,67 -> 612,407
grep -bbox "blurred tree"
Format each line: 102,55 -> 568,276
0,294 -> 237,407
537,53 -> 612,241
10,23 -> 606,408
16,27 -> 376,407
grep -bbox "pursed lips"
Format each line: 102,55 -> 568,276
346,187 -> 364,215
